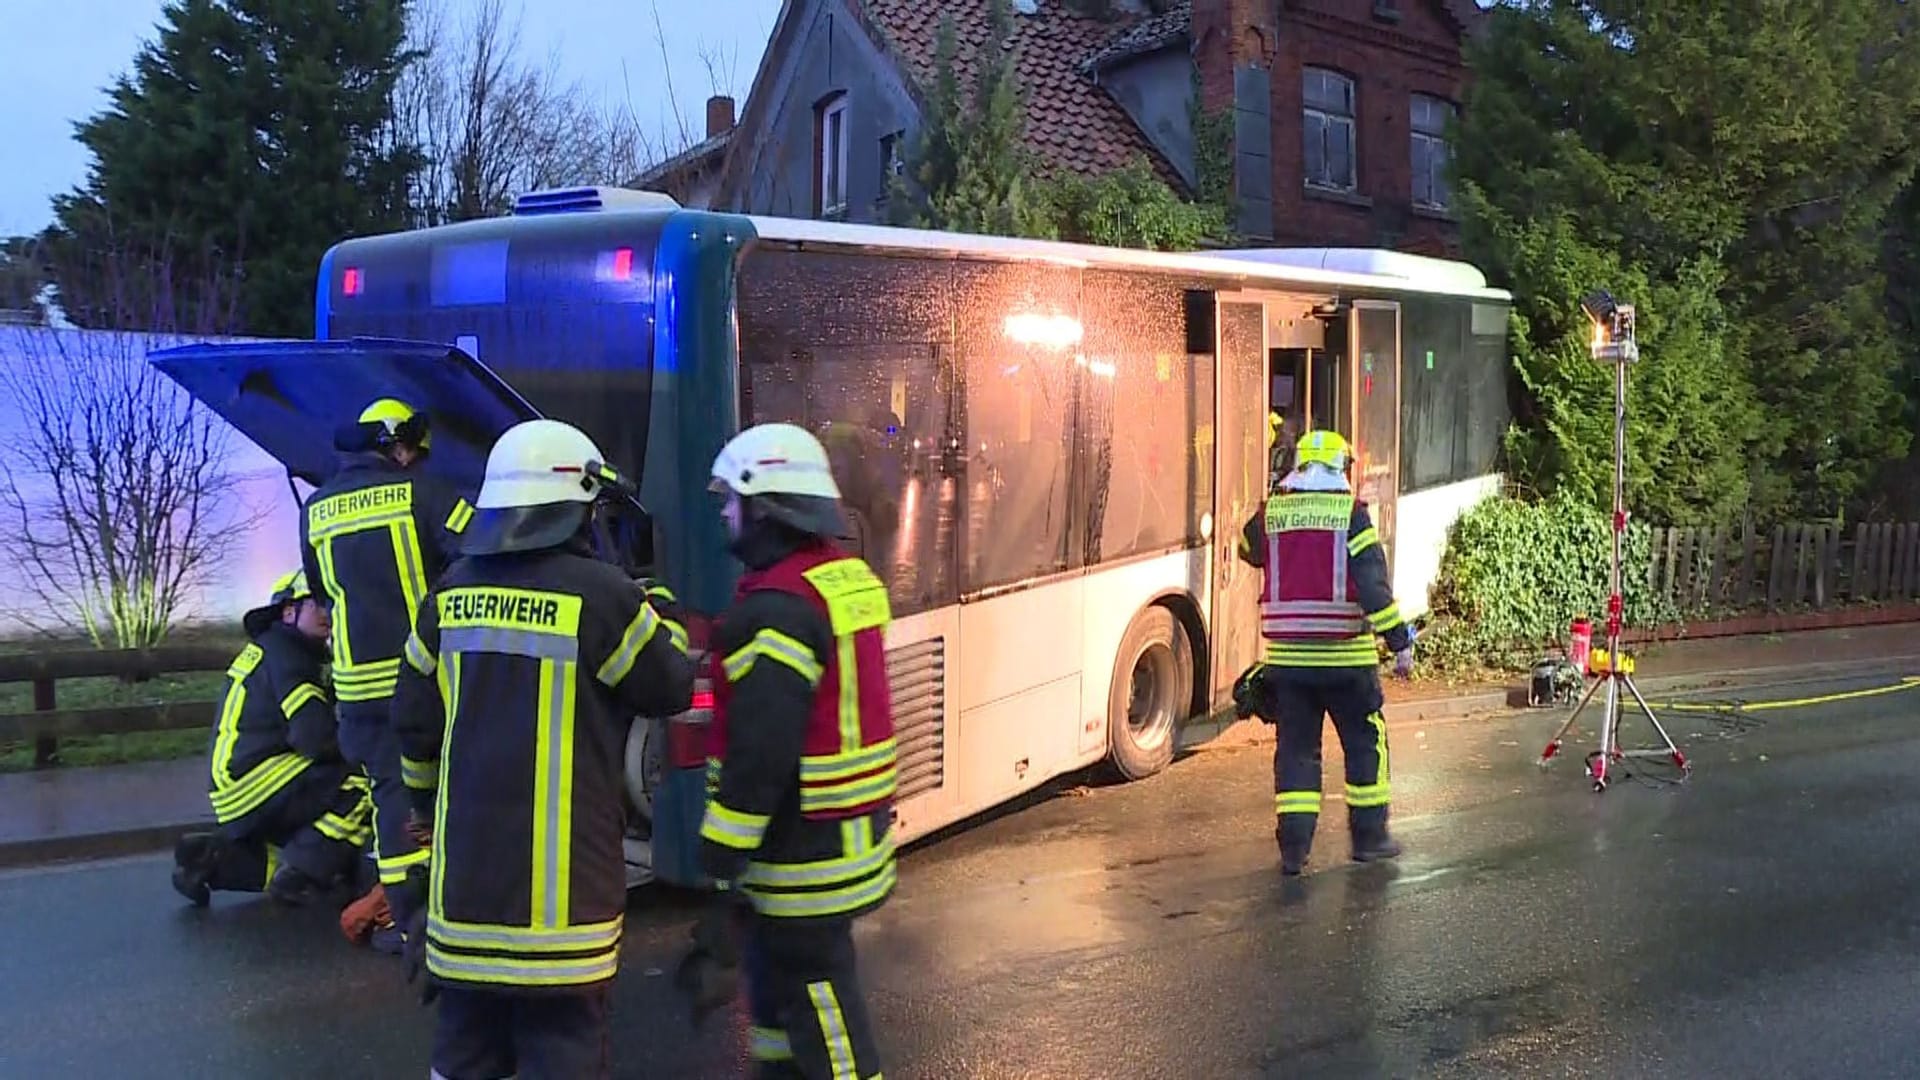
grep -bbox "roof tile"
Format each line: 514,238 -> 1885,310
854,0 -> 1188,190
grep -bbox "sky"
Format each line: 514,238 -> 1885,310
0,0 -> 782,237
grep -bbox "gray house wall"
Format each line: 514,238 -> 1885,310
725,0 -> 922,223
1097,50 -> 1199,190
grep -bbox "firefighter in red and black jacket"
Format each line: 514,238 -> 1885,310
676,421 -> 896,1080
1238,430 -> 1416,877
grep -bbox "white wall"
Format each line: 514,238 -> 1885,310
0,327 -> 303,640
1394,473 -> 1502,622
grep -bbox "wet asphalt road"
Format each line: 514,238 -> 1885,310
6,666 -> 1920,1079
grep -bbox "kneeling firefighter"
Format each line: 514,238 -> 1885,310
1236,430 -> 1415,876
172,570 -> 374,906
676,422 -> 896,1080
389,419 -> 694,1079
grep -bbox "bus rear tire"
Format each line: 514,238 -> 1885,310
1107,606 -> 1192,781
624,717 -> 662,828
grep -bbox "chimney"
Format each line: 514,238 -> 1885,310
706,95 -> 737,140
1190,0 -> 1275,240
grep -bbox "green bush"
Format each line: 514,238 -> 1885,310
1417,491 -> 1679,674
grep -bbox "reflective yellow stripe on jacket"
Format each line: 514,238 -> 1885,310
207,644 -> 314,824
307,481 -> 428,698
744,816 -> 897,920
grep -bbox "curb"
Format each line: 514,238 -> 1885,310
0,819 -> 211,872
1179,651 -> 1920,753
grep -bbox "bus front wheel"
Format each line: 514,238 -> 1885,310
1107,606 -> 1192,781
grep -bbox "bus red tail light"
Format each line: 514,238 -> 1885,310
342,267 -> 364,296
667,669 -> 714,769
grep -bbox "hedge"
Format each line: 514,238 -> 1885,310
1416,491 -> 1680,674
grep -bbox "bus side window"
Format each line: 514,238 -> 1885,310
1077,271 -> 1215,560
954,259 -> 1083,591
734,247 -> 962,617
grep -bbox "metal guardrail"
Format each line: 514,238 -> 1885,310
0,646 -> 230,768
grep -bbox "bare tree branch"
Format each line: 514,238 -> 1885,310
399,0 -> 672,222
0,229 -> 261,647
649,0 -> 695,154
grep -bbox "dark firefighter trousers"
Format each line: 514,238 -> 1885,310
338,698 -> 425,922
1261,665 -> 1393,857
746,916 -> 883,1080
195,766 -> 370,894
430,985 -> 611,1080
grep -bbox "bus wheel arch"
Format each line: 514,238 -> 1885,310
1106,597 -> 1199,781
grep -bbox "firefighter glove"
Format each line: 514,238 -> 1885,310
674,889 -> 746,1029
1392,648 -> 1416,680
1232,665 -> 1269,722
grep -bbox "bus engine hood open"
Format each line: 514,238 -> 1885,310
147,337 -> 542,490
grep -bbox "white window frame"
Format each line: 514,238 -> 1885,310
1411,93 -> 1455,211
1303,68 -> 1357,193
881,130 -> 906,179
819,95 -> 850,217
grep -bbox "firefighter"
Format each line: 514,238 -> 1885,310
299,397 -> 472,935
1237,429 -> 1415,876
171,570 -> 374,906
819,407 -> 904,569
389,418 -> 693,1079
675,421 -> 896,1080
1266,411 -> 1290,491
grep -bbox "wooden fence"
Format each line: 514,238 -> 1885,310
0,646 -> 229,768
1646,522 -> 1920,615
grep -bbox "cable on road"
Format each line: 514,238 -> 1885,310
1601,676 -> 1920,789
1644,676 -> 1920,715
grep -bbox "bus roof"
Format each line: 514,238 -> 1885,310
324,186 -> 1513,304
746,215 -> 1514,303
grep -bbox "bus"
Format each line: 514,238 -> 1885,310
149,186 -> 1512,889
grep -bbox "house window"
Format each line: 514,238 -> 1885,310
1303,68 -> 1357,193
1411,93 -> 1456,211
817,94 -> 850,217
881,130 -> 905,180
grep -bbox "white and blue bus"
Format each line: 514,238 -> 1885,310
151,187 -> 1511,888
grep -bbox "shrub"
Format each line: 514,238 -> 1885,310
1416,491 -> 1679,674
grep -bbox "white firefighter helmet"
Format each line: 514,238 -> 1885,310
709,422 -> 845,537
708,422 -> 843,500
466,419 -> 621,554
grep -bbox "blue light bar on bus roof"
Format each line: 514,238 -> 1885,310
511,186 -> 681,216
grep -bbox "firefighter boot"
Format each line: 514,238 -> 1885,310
267,864 -> 325,907
1276,815 -> 1317,877
171,832 -> 218,906
1350,826 -> 1403,864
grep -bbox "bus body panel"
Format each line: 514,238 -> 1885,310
645,210 -> 755,617
884,546 -> 1208,847
954,575 -> 1086,813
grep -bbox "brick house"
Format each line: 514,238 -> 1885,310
630,95 -> 739,209
714,0 -> 1482,255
